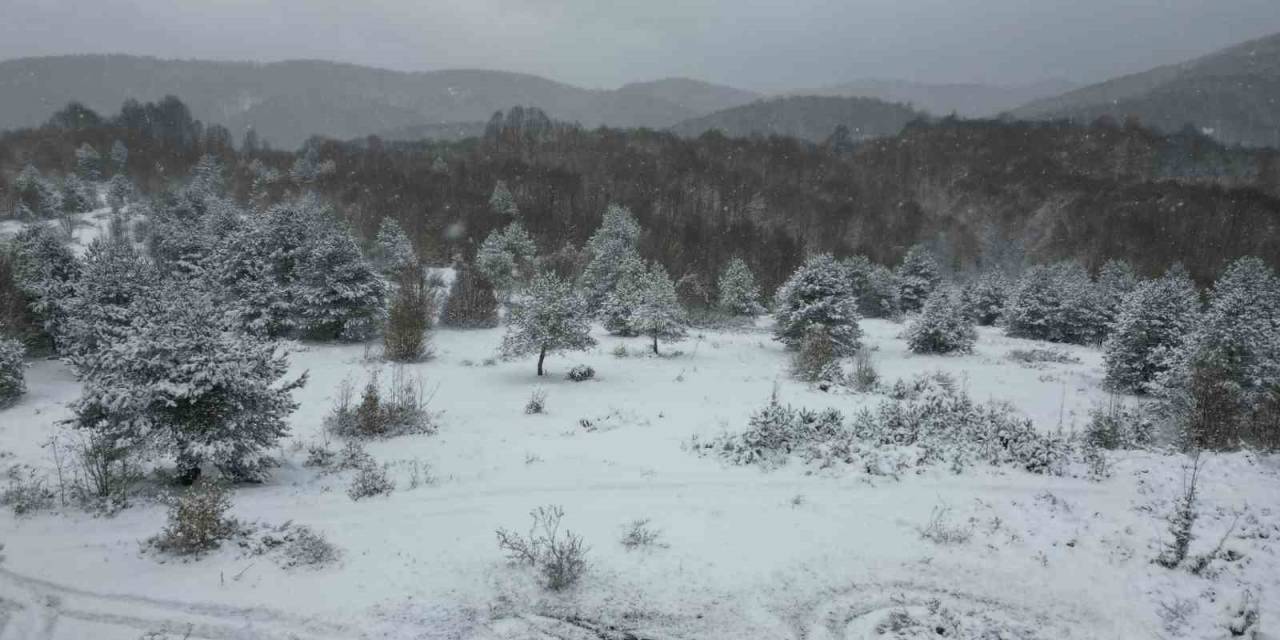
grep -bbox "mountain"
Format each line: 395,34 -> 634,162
1011,32 -> 1280,147
794,78 -> 1078,118
0,55 -> 756,148
669,95 -> 922,142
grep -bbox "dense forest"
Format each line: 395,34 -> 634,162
3,97 -> 1279,292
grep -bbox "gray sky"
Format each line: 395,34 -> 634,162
3,0 -> 1279,90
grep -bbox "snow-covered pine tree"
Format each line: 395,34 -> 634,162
74,143 -> 102,181
296,226 -> 387,341
109,140 -> 128,176
717,257 -> 765,316
581,204 -> 643,309
442,261 -> 500,328
476,220 -> 538,296
373,217 -> 416,275
489,180 -> 519,217
960,270 -> 1010,326
1003,261 -> 1105,344
12,165 -> 61,219
630,263 -> 687,354
1096,258 -> 1139,329
907,286 -> 977,354
842,255 -> 899,318
500,271 -> 596,375
188,154 -> 227,200
70,284 -> 306,483
106,174 -> 134,215
1158,257 -> 1280,449
1103,266 -> 1200,394
0,332 -> 25,408
895,244 -> 941,313
773,253 -> 862,355
65,237 -> 157,364
10,225 -> 80,353
599,253 -> 647,335
59,175 -> 96,214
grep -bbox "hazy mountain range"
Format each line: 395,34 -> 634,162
788,78 -> 1080,118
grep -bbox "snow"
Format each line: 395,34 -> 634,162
0,318 -> 1277,639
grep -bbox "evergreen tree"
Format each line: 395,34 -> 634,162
599,252 -> 647,335
189,154 -> 227,200
630,263 -> 687,354
907,287 -> 977,354
71,285 -> 306,483
1103,266 -> 1200,394
1096,258 -> 1140,329
296,227 -> 387,341
383,267 -> 434,362
59,175 -> 96,214
10,225 -> 79,352
74,143 -> 102,181
960,270 -> 1010,326
65,237 -> 157,363
500,272 -> 595,375
717,257 -> 765,316
895,244 -> 941,313
442,261 -> 500,328
373,217 -> 416,275
489,180 -> 519,217
1003,261 -> 1106,344
109,140 -> 128,176
106,174 -> 134,215
12,165 -> 61,219
476,220 -> 537,296
773,254 -> 862,355
581,204 -> 643,309
0,332 -> 24,408
843,255 -> 899,318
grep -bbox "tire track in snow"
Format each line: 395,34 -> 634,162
0,567 -> 353,639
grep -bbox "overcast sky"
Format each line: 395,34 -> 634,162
3,0 -> 1279,90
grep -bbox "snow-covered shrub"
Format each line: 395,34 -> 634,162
906,287 -> 976,354
347,463 -> 395,501
496,505 -> 588,591
581,204 -> 643,310
716,257 -> 765,316
500,271 -> 596,376
476,220 -> 538,296
566,365 -> 595,382
1003,261 -> 1106,344
1223,588 -> 1261,639
1156,454 -> 1202,569
1,465 -> 54,516
773,254 -> 862,355
916,504 -> 973,545
279,525 -> 340,569
851,349 -> 879,392
324,368 -> 436,439
895,244 -> 941,313
959,270 -> 1009,326
620,519 -> 665,551
1085,398 -> 1153,450
383,268 -> 435,362
66,432 -> 139,510
524,388 -> 548,415
1103,266 -> 1199,394
792,325 -> 841,384
441,261 -> 499,328
149,482 -> 238,555
1157,257 -> 1280,450
0,335 -> 25,407
1005,348 -> 1080,365
371,217 -> 416,275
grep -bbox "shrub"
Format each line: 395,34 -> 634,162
792,325 -> 841,384
65,432 -> 139,509
150,483 -> 237,555
1,464 -> 54,516
524,388 -> 548,414
347,463 -> 395,501
383,267 -> 435,362
566,364 -> 595,382
906,287 -> 977,354
324,368 -> 437,439
851,350 -> 879,392
1085,398 -> 1153,450
1006,348 -> 1081,365
620,519 -> 666,550
916,504 -> 973,545
611,344 -> 628,358
279,526 -> 340,569
496,505 -> 588,591
0,335 -> 25,407
440,262 -> 499,328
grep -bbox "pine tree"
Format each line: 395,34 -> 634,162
476,220 -> 537,296
581,204 -> 643,309
895,244 -> 941,313
441,262 -> 500,328
1003,261 -> 1105,344
629,263 -> 687,354
74,143 -> 102,181
773,254 -> 862,355
188,154 -> 226,200
383,267 -> 434,362
907,287 -> 977,354
716,257 -> 765,316
960,270 -> 1010,326
59,175 -> 96,214
71,284 -> 306,483
65,237 -> 157,363
0,332 -> 25,408
599,253 -> 647,335
1096,258 -> 1139,329
106,175 -> 134,215
296,227 -> 387,341
489,180 -> 519,217
842,255 -> 899,318
1103,266 -> 1200,394
12,165 -> 61,219
109,140 -> 128,176
373,217 -> 416,275
500,272 -> 596,376
10,225 -> 80,353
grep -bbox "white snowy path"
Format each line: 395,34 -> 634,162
0,321 -> 1276,638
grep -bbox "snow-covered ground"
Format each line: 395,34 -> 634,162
1,316 -> 1277,638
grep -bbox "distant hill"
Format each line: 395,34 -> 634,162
1011,32 -> 1280,147
0,55 -> 754,148
669,95 -> 922,142
791,78 -> 1078,118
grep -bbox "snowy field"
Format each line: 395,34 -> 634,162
1,310 -> 1277,639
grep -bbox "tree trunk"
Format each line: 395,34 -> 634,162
652,332 -> 659,355
537,345 -> 547,376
